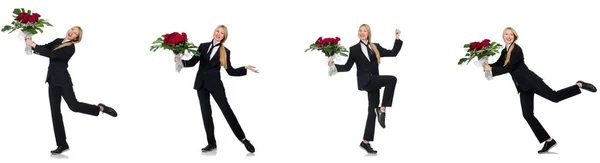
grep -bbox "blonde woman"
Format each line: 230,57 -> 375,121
483,27 -> 596,153
24,26 -> 118,155
175,25 -> 258,153
328,24 -> 403,154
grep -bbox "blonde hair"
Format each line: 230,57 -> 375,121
53,26 -> 82,51
215,25 -> 228,68
503,27 -> 519,67
360,24 -> 381,64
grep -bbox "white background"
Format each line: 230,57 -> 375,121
1,0 -> 598,162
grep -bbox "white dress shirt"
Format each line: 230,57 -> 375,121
360,40 -> 371,61
208,41 -> 221,59
62,39 -> 70,43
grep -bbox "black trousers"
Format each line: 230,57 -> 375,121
48,84 -> 100,146
362,75 -> 397,141
519,81 -> 581,143
197,85 -> 246,144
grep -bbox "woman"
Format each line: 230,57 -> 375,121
175,25 -> 258,153
483,27 -> 596,153
328,24 -> 403,154
24,26 -> 118,155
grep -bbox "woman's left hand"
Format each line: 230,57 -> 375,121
483,64 -> 492,72
245,65 -> 259,73
395,29 -> 401,39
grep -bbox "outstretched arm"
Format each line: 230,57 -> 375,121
487,51 -> 506,67
32,38 -> 58,51
182,55 -> 201,67
225,50 -> 248,76
334,52 -> 355,72
181,47 -> 202,67
377,29 -> 402,57
28,39 -> 74,60
376,39 -> 403,57
488,46 -> 524,76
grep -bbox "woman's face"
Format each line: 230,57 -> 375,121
66,27 -> 80,41
358,26 -> 368,40
214,27 -> 225,42
503,29 -> 515,44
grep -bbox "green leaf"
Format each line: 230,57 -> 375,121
27,10 -> 31,14
23,28 -> 37,35
150,45 -> 161,52
189,50 -> 201,56
463,44 -> 470,48
20,8 -> 25,13
35,27 -> 43,33
1,25 -> 12,32
458,58 -> 469,65
13,8 -> 21,15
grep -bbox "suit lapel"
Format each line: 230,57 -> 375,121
210,48 -> 220,61
198,43 -> 210,60
53,38 -> 65,48
354,42 -> 371,63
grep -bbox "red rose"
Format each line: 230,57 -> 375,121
481,39 -> 490,47
32,13 -> 40,18
469,42 -> 479,50
20,13 -> 30,23
27,16 -> 37,23
333,37 -> 340,44
166,33 -> 185,45
16,13 -> 27,21
323,38 -> 333,44
316,37 -> 324,46
470,41 -> 489,50
182,32 -> 188,41
163,33 -> 171,44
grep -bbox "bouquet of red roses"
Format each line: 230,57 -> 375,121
2,8 -> 53,55
305,37 -> 349,76
457,39 -> 503,80
150,32 -> 200,72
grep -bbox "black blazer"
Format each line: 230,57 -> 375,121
182,42 -> 247,90
489,43 -> 543,93
32,38 -> 75,86
335,39 -> 403,90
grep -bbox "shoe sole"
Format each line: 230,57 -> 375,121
51,149 -> 69,155
374,108 -> 386,128
578,81 -> 597,92
201,148 -> 216,152
359,146 -> 377,154
538,143 -> 557,154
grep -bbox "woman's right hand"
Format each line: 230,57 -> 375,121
483,64 -> 491,72
328,61 -> 334,66
174,56 -> 182,63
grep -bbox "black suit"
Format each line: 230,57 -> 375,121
335,39 -> 403,141
182,41 -> 248,144
33,38 -> 101,146
489,44 -> 581,143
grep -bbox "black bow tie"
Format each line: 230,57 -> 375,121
360,41 -> 369,46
